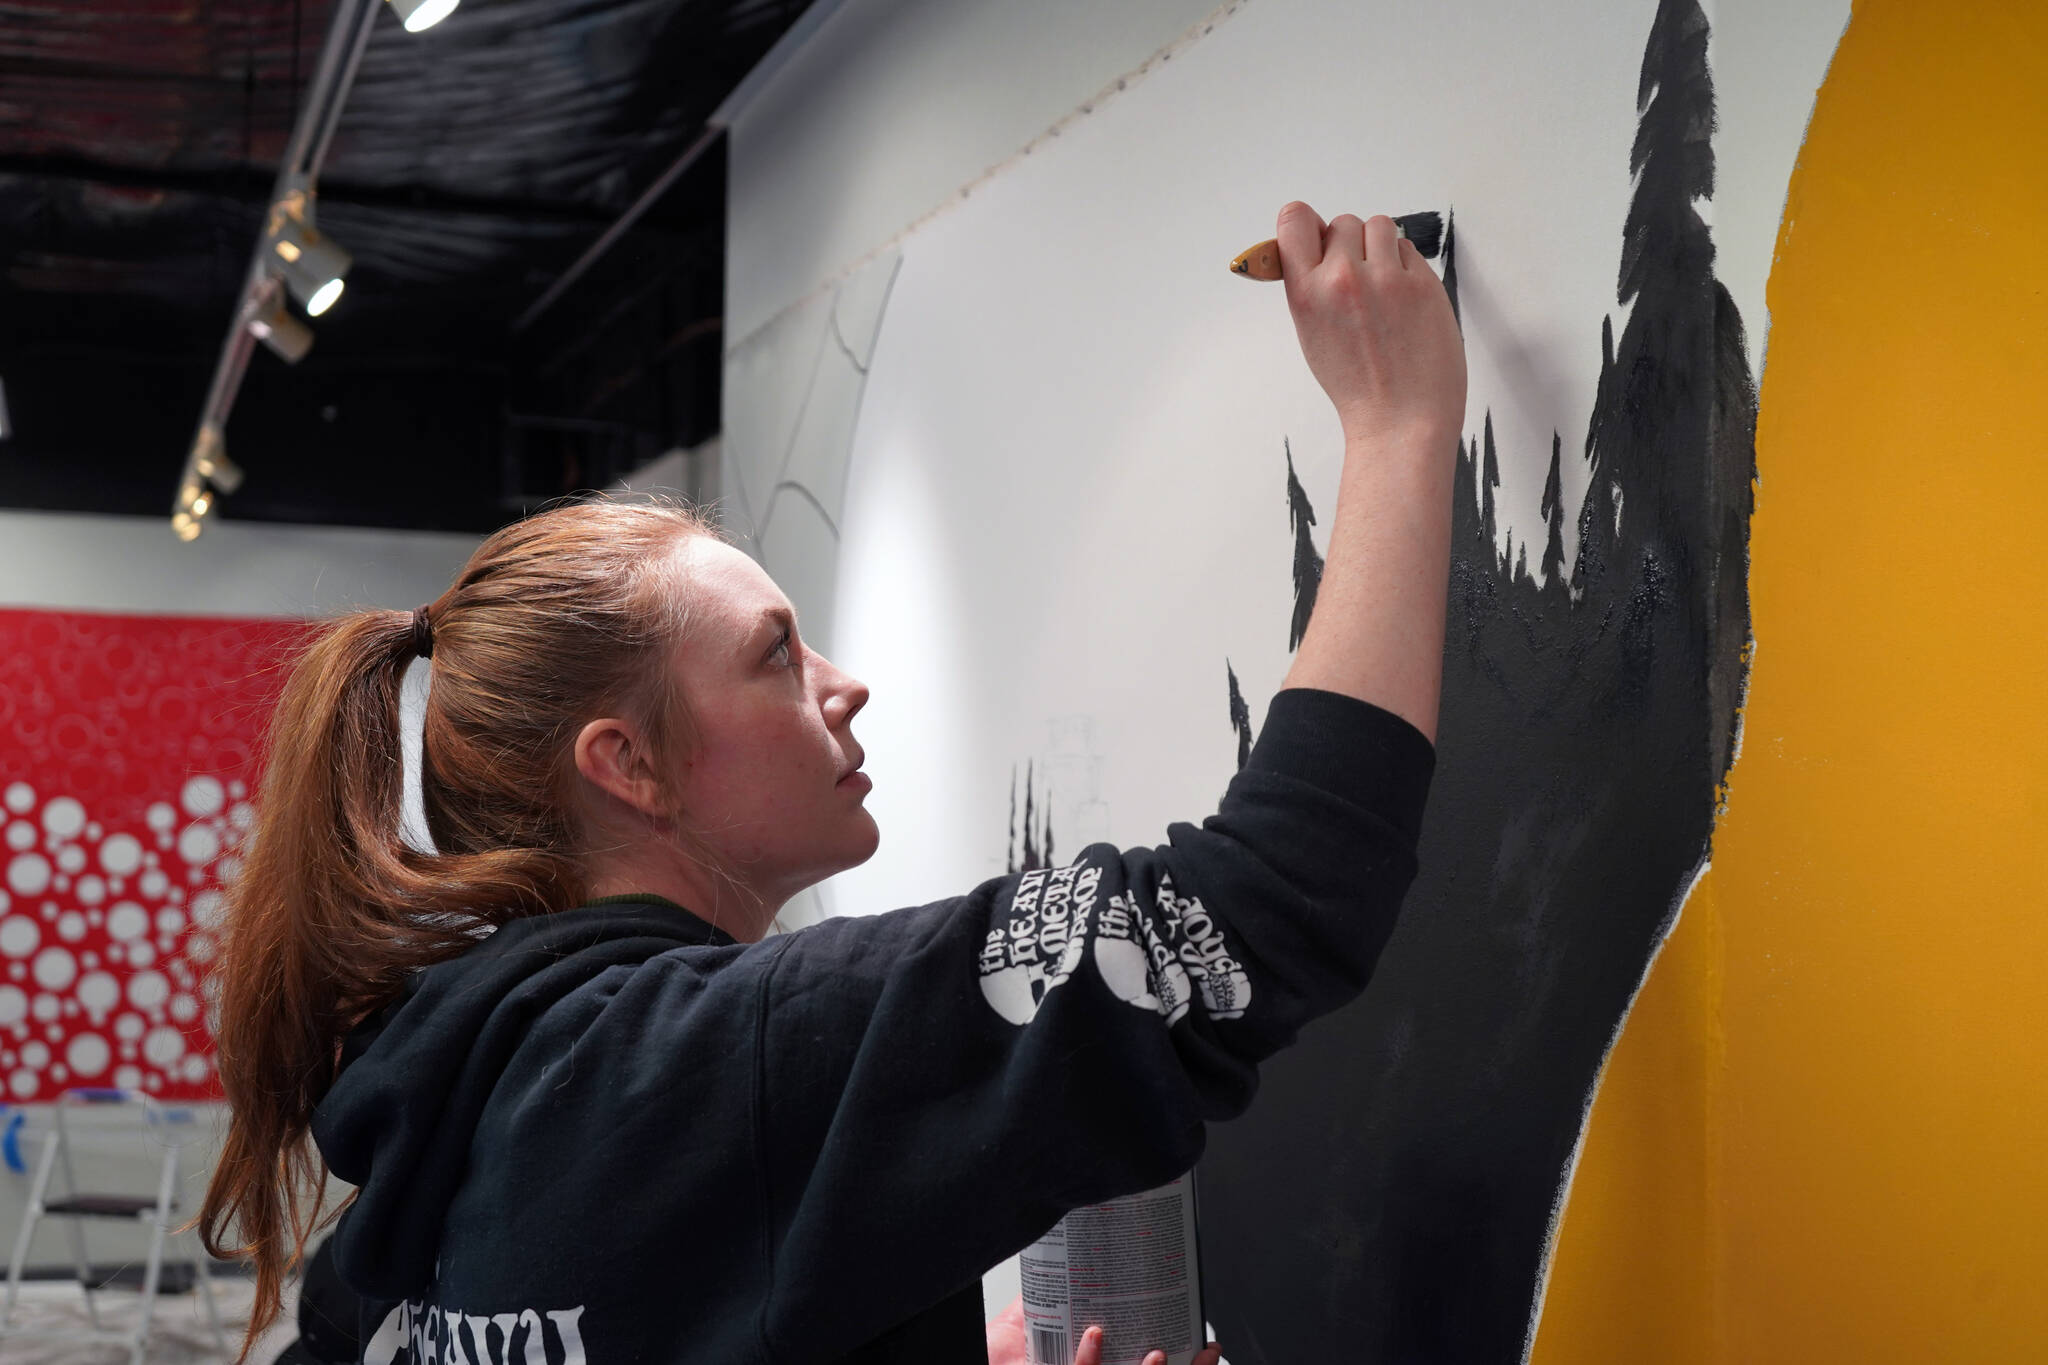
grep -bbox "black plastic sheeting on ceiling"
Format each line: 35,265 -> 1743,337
0,0 -> 807,530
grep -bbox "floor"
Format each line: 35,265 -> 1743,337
0,1274 -> 300,1364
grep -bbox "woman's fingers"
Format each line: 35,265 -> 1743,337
1324,213 -> 1366,268
1140,1353 -> 1166,1365
1193,1345 -> 1224,1365
1074,1325 -> 1104,1365
1364,212 -> 1401,267
1275,201 -> 1327,285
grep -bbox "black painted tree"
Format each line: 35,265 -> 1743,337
1005,762 -> 1056,876
1479,411 -> 1502,568
1284,437 -> 1324,652
1226,661 -> 1253,771
1540,432 -> 1568,591
1441,207 -> 1461,326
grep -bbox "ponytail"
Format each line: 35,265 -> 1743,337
199,499 -> 717,1354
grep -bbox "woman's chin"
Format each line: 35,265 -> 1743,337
845,810 -> 881,866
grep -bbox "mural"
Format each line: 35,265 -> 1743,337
724,0 -> 1848,1347
1201,4 -> 1757,1356
0,608 -> 303,1103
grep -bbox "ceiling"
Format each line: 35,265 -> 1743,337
0,0 -> 815,532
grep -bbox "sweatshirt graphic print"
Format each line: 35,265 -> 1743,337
311,688 -> 1434,1364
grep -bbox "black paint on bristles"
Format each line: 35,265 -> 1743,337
1395,210 -> 1444,258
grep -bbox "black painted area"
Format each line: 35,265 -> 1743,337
1226,661 -> 1253,772
1006,762 -> 1057,876
1200,0 -> 1757,1359
1442,209 -> 1462,326
1284,437 -> 1324,653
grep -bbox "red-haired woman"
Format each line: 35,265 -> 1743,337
200,206 -> 1465,1365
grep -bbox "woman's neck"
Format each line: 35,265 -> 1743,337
583,855 -> 777,943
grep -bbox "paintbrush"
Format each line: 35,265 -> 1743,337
1229,210 -> 1444,279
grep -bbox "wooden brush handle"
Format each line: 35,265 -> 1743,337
1231,212 -> 1441,280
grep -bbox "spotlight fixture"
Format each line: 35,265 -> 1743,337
250,293 -> 315,363
387,0 -> 460,32
171,477 -> 209,542
170,423 -> 244,538
190,423 -> 244,495
267,208 -> 352,317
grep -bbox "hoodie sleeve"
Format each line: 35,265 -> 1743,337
752,688 -> 1434,1355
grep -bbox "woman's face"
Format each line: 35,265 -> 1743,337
665,537 -> 878,908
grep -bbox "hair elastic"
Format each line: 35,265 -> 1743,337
411,605 -> 435,660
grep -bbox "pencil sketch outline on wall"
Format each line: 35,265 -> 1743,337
723,247 -> 905,575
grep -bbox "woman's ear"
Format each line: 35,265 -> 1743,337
572,717 -> 668,820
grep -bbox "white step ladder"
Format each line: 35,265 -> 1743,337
0,1089 -> 228,1364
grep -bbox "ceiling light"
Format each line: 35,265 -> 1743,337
306,277 -> 345,316
250,295 -> 315,363
388,0 -> 460,32
172,425 -> 228,541
267,212 -> 352,317
190,423 -> 244,494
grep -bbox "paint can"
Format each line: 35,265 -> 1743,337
1019,1171 -> 1204,1365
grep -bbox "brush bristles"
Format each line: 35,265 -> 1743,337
1395,211 -> 1444,259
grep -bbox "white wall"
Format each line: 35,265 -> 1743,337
0,510 -> 480,620
0,510 -> 478,1273
720,0 -> 1238,940
723,0 -> 1239,351
722,0 -> 1249,1317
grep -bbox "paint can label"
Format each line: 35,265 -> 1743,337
1019,1172 -> 1204,1365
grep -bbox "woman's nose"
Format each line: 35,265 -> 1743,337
819,656 -> 869,724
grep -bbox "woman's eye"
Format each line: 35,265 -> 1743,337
770,630 -> 794,666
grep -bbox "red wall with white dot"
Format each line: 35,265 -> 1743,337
0,608 -> 309,1102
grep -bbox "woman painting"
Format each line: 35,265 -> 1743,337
201,205 -> 1465,1364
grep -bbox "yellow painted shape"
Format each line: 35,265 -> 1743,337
1530,871 -> 1722,1365
1537,2 -> 2048,1360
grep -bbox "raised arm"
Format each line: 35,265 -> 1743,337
1274,204 -> 1466,742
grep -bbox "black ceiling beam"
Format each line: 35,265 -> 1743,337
0,56 -> 289,93
0,154 -> 639,229
510,122 -> 724,333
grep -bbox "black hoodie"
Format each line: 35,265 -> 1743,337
310,688 -> 1434,1363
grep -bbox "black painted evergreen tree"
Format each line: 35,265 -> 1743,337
1479,412 -> 1501,564
1226,660 -> 1253,771
1440,208 -> 1460,327
1539,431 -> 1567,589
1452,434 -> 1478,539
1284,438 -> 1324,652
1574,314 -> 1620,595
1019,761 -> 1039,872
1611,0 -> 1719,562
